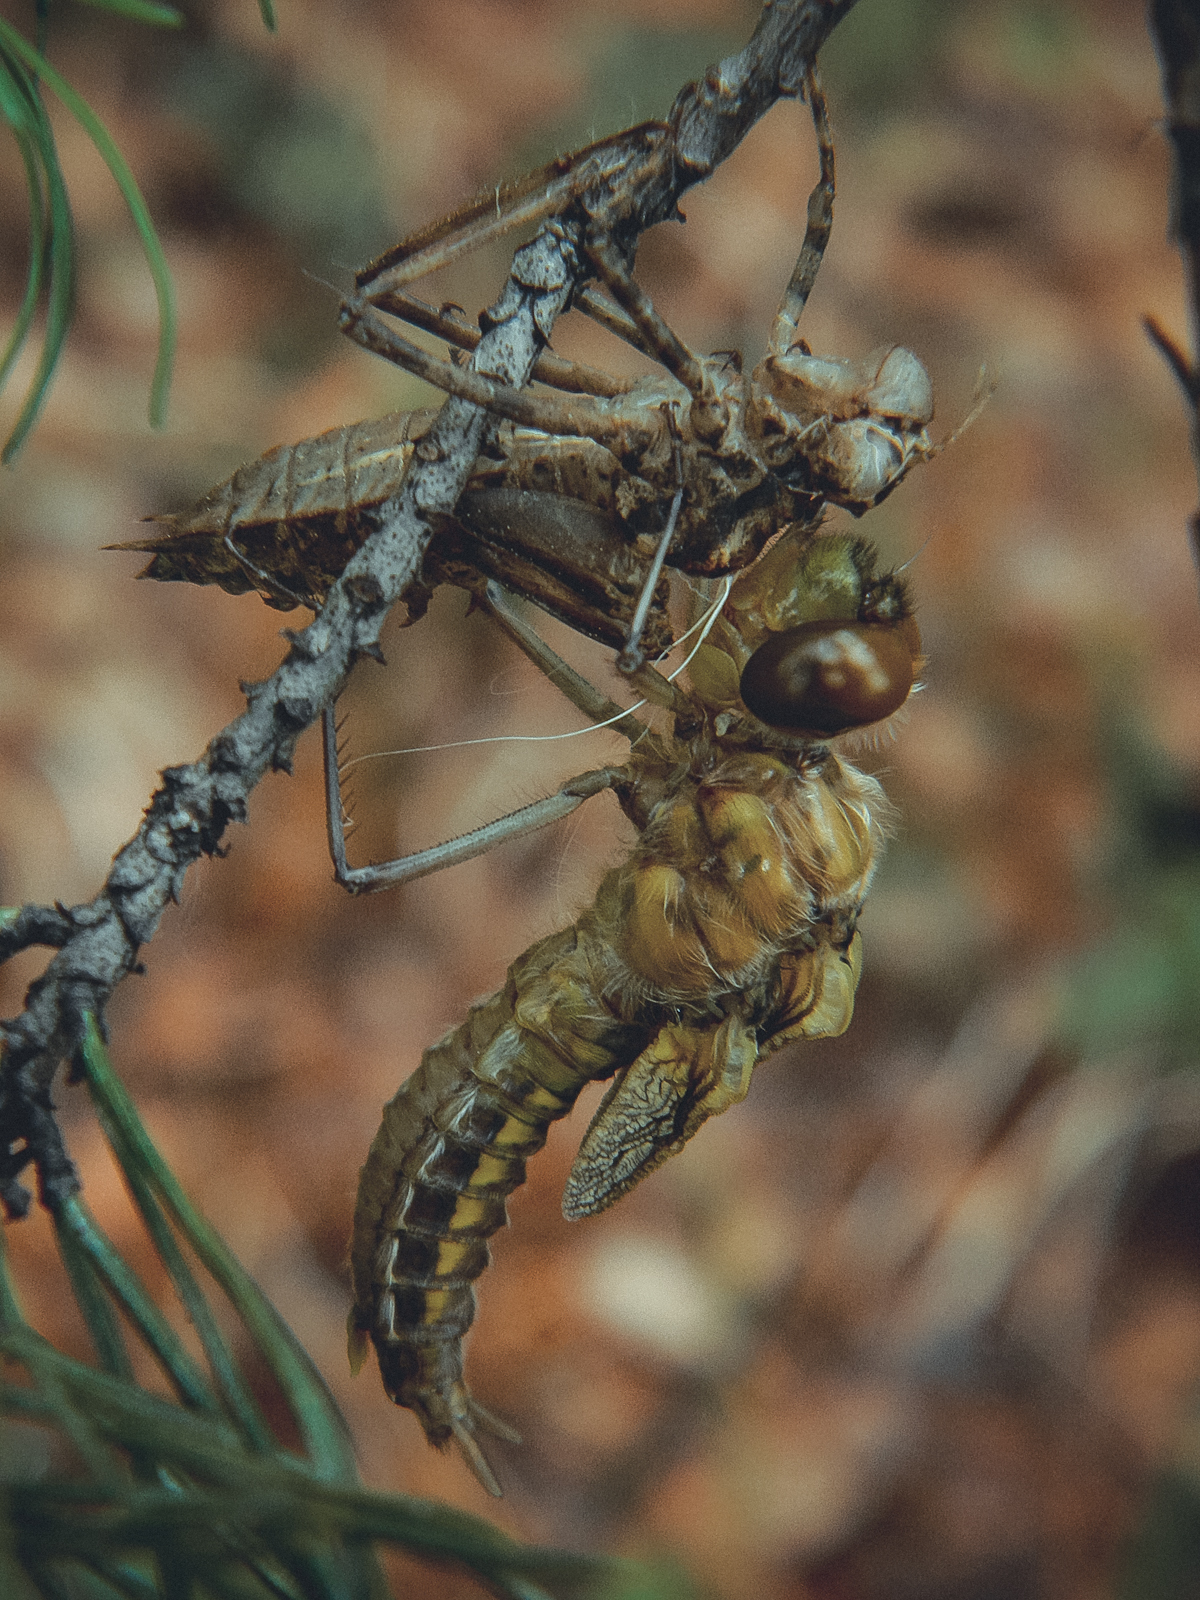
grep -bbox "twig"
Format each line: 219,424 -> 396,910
0,0 -> 859,1215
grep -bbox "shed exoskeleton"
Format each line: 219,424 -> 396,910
347,524 -> 920,1496
111,72 -> 940,669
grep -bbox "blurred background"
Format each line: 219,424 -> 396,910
3,0 -> 1200,1594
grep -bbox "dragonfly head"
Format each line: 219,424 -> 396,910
748,344 -> 935,512
687,526 -> 922,740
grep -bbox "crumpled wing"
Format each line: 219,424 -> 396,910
561,1012 -> 757,1220
759,931 -> 863,1060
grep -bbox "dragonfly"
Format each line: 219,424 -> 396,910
345,522 -> 919,1496
111,67 -> 943,1492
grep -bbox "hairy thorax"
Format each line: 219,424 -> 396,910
587,742 -> 886,1011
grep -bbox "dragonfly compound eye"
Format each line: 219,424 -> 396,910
739,619 -> 917,735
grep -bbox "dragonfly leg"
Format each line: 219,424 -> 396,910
478,582 -> 654,744
616,443 -> 684,676
354,123 -> 655,299
584,236 -> 709,401
574,284 -> 664,364
354,177 -> 571,297
323,705 -> 622,895
223,532 -> 312,611
367,287 -> 634,401
341,301 -> 660,460
769,65 -> 834,359
529,349 -> 636,401
483,577 -> 689,738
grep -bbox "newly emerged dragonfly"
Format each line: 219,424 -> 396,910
111,66 -> 943,1494
347,524 -> 919,1495
112,74 -> 943,670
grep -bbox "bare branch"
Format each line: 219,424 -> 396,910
0,905 -> 75,959
0,0 -> 859,1213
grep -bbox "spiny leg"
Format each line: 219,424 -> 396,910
322,705 -> 620,895
769,65 -> 834,359
530,347 -> 633,400
355,181 -> 569,297
322,566 -> 677,892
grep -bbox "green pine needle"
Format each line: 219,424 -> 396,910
74,0 -> 185,28
0,0 -> 274,461
0,17 -> 176,460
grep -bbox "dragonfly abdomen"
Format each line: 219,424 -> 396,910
349,923 -> 648,1489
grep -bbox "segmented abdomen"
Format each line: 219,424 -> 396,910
112,411 -> 436,606
348,919 -> 648,1470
